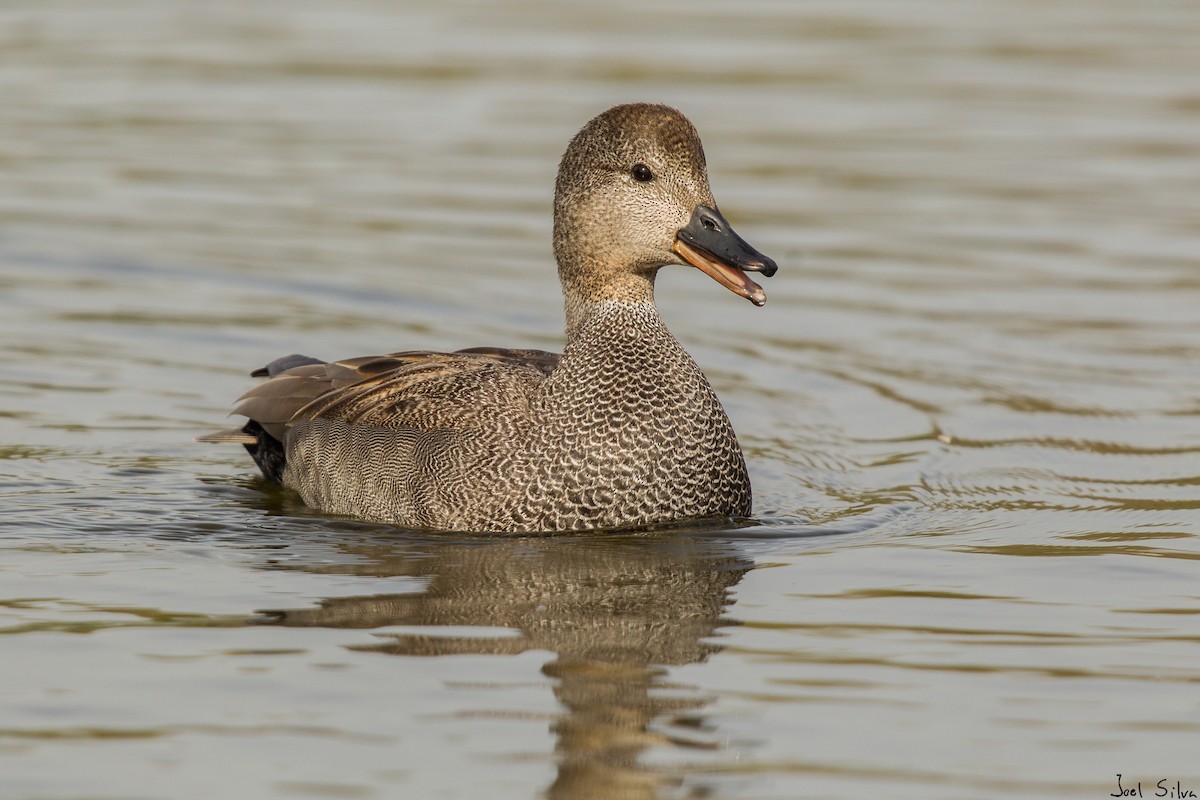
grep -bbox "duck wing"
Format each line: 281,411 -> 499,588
226,347 -> 559,445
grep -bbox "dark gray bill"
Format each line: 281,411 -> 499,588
673,205 -> 778,306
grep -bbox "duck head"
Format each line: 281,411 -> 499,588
553,103 -> 778,310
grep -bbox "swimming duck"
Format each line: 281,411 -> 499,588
202,103 -> 777,533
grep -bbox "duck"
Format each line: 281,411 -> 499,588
201,103 -> 777,533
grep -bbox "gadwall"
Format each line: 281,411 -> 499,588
201,103 -> 777,533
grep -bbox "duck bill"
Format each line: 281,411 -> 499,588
673,205 -> 778,307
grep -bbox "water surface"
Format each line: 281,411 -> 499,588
2,1 -> 1199,798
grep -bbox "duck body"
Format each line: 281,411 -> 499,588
203,103 -> 775,534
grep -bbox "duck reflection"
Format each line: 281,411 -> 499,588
259,531 -> 752,799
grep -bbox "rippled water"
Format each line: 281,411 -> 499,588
3,1 -> 1199,798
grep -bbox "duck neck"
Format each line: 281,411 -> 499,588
557,288 -> 695,386
560,264 -> 660,341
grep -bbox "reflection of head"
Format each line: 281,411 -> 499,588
261,533 -> 752,800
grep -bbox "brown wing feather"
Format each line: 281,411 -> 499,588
454,347 -> 560,376
232,367 -> 339,442
222,348 -> 560,443
295,350 -> 558,432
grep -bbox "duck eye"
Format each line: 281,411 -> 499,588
631,163 -> 654,182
